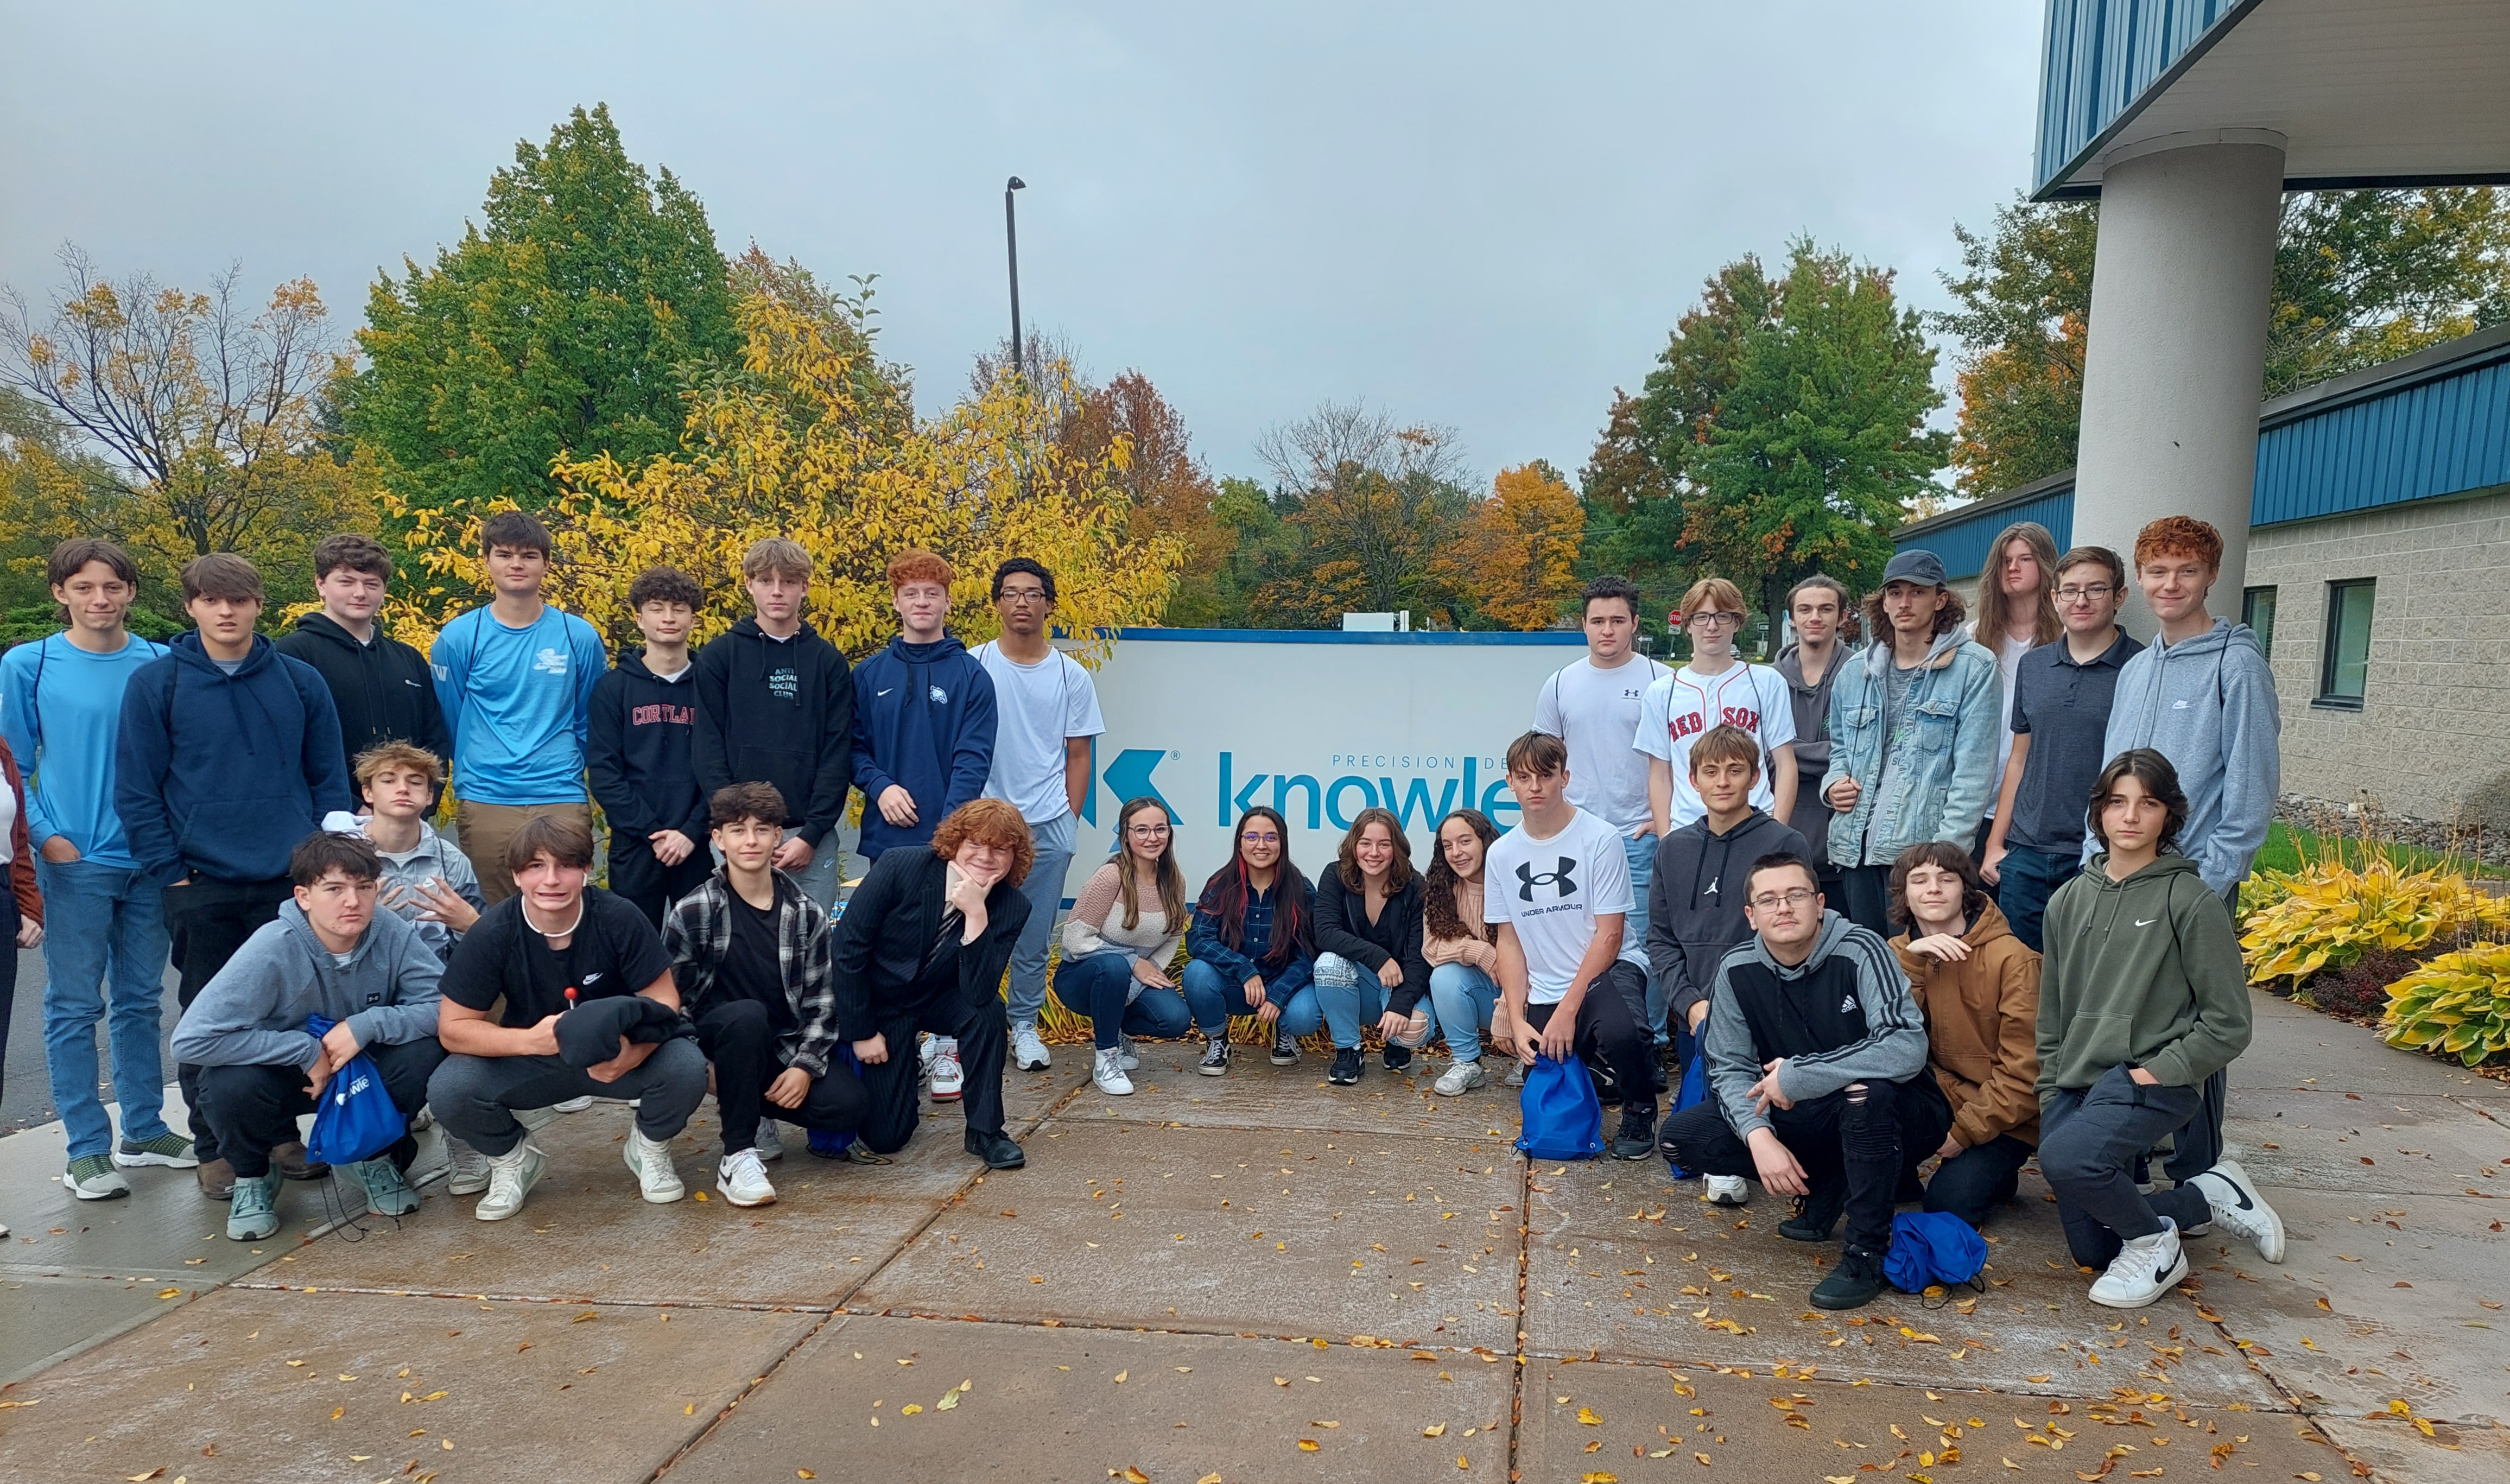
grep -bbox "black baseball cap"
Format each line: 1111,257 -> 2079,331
1880,549 -> 1948,588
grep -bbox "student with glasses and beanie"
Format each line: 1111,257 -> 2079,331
1183,806 -> 1319,1073
1055,796 -> 1193,1094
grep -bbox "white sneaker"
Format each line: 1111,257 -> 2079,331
2089,1219 -> 2189,1309
474,1142 -> 548,1221
1092,1047 -> 1136,1096
2189,1159 -> 2286,1264
928,1039 -> 965,1102
1434,1060 -> 1489,1096
445,1136 -> 492,1196
1013,1020 -> 1052,1071
753,1119 -> 784,1162
623,1129 -> 686,1203
516,1104 -> 563,1132
1118,1033 -> 1140,1070
716,1149 -> 777,1207
1706,1175 -> 1751,1207
553,1095 -> 594,1114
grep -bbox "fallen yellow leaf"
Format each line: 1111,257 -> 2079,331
902,1404 -> 922,1415
798,1473 -> 815,1480
1298,1439 -> 1321,1451
1124,1469 -> 1151,1483
1114,1371 -> 1129,1384
1579,1406 -> 1603,1425
1424,1423 -> 1447,1437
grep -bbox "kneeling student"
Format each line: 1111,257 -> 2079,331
171,833 -> 447,1241
2036,749 -> 2283,1309
1887,842 -> 2040,1229
426,814 -> 709,1221
662,783 -> 869,1207
1655,852 -> 1949,1310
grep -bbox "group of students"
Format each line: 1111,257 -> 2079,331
2,515 -> 1105,1238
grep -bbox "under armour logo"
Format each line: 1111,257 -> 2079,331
1515,857 -> 1577,901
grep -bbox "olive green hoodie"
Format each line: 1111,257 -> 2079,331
2034,852 -> 2251,1107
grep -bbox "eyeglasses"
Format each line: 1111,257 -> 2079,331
1125,823 -> 1171,838
1684,611 -> 1744,627
998,588 -> 1050,605
2056,584 -> 2115,603
1747,888 -> 1818,911
1241,832 -> 1281,847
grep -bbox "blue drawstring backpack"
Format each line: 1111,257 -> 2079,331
1884,1210 -> 1988,1298
1516,1053 -> 1605,1160
1659,1050 -> 1711,1178
303,1015 -> 407,1166
806,1042 -> 871,1160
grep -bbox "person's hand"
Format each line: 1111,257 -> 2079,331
1747,1127 -> 1809,1197
853,1032 -> 890,1065
1746,1057 -> 1793,1115
587,1035 -> 637,1083
1824,777 -> 1861,812
765,1066 -> 813,1109
650,829 -> 696,867
38,835 -> 80,865
1936,1132 -> 1964,1161
1537,1007 -> 1577,1061
303,1039 -> 343,1099
1376,1010 -> 1412,1042
1376,957 -> 1404,990
946,866 -> 997,941
320,1018 -> 364,1068
1254,998 -> 1281,1025
1242,974 -> 1267,1010
1980,842 -> 2005,885
1686,1000 -> 1709,1033
2127,1065 -> 2159,1086
412,877 -> 480,935
772,835 -> 815,871
1905,933 -> 1972,963
528,1012 -> 564,1057
16,919 -> 42,949
1130,956 -> 1175,990
878,785 -> 920,828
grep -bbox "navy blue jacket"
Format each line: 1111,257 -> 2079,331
850,635 -> 997,859
116,632 -> 354,885
587,650 -> 710,843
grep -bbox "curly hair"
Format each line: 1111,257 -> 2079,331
930,797 -> 1035,888
888,548 -> 954,591
1862,577 -> 1966,644
1421,809 -> 1499,946
2133,516 -> 2223,574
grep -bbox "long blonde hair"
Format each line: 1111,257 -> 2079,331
1973,521 -> 2062,650
1113,795 -> 1187,931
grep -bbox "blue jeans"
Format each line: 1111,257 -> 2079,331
1053,951 -> 1194,1049
1427,961 -> 1497,1062
1179,958 -> 1321,1039
1005,813 -> 1075,1026
1625,832 -> 1669,1045
1995,846 -> 2079,955
37,858 -> 174,1160
1313,953 -> 1390,1050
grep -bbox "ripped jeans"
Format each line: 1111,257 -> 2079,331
1657,1074 -> 1951,1255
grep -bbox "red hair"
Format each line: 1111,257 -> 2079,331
930,798 -> 1034,887
888,548 -> 954,591
2133,517 -> 2223,574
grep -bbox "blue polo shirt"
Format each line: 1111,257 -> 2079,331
2003,628 -> 2144,855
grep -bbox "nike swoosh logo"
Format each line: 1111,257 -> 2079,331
877,688 -> 893,696
2134,918 -> 2157,927
582,973 -> 603,984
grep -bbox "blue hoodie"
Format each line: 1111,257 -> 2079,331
115,632 -> 354,885
850,635 -> 997,858
2093,617 -> 2280,896
0,630 -> 168,867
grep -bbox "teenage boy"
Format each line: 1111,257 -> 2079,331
170,833 -> 446,1241
350,743 -> 481,963
119,553 -> 355,1198
1645,723 -> 1807,1206
429,510 -> 607,905
1981,547 -> 2141,953
426,814 -> 709,1222
275,534 -> 453,771
662,782 -> 870,1208
1485,732 -> 1661,1160
1,539 -> 184,1199
1655,853 -> 1950,1311
590,566 -> 713,929
971,557 -> 1105,1076
1774,575 -> 1853,892
692,538 -> 854,908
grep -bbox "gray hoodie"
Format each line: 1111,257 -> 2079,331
2093,618 -> 2280,896
373,819 -> 481,962
170,900 -> 443,1071
1700,909 -> 1929,1139
1773,638 -> 1852,860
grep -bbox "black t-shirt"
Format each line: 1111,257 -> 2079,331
720,890 -> 797,1034
444,889 -> 675,1029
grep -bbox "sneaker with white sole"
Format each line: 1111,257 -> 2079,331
444,1136 -> 492,1196
716,1148 -> 777,1207
553,1095 -> 594,1114
112,1132 -> 199,1169
928,1039 -> 964,1102
1706,1174 -> 1752,1207
623,1129 -> 686,1203
1269,1031 -> 1300,1066
1500,1060 -> 1526,1088
1197,1039 -> 1230,1076
226,1170 -> 282,1240
2089,1219 -> 2189,1309
1434,1059 -> 1489,1096
343,1158 -> 420,1217
474,1142 -> 548,1221
1013,1020 -> 1052,1071
66,1153 -> 131,1201
754,1119 -> 785,1162
515,1104 -> 563,1132
1118,1033 -> 1140,1071
2188,1159 -> 2285,1263
1092,1046 -> 1136,1096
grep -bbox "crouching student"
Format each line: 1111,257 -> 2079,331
1422,809 -> 1501,1097
830,798 -> 1031,1169
427,815 -> 709,1221
1314,807 -> 1434,1087
1054,796 -> 1194,1095
350,743 -> 481,963
1656,852 -> 1950,1310
1887,842 -> 2040,1229
1181,806 -> 1320,1073
2036,749 -> 2284,1309
170,833 -> 446,1241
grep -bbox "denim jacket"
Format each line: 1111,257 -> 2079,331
1818,629 -> 2001,867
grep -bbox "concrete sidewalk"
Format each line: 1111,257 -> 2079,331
0,992 -> 2503,1483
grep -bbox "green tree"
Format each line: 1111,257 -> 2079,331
345,104 -> 738,513
1251,400 -> 1475,626
1932,198 -> 2095,494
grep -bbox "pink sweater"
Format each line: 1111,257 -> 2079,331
1422,877 -> 1498,972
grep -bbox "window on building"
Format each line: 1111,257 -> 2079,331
2317,580 -> 2374,708
2241,586 -> 2277,657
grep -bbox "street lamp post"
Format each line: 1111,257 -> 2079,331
1004,176 -> 1026,380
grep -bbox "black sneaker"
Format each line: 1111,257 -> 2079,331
1810,1246 -> 1888,1310
1197,1038 -> 1231,1076
1269,1031 -> 1300,1066
1383,1041 -> 1413,1072
1778,1181 -> 1848,1242
1609,1104 -> 1658,1160
1328,1048 -> 1364,1085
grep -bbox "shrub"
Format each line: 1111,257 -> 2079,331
2298,948 -> 2426,1022
2382,943 -> 2510,1068
2240,858 -> 2510,988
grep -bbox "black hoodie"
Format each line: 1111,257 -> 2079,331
587,649 -> 711,842
690,618 -> 854,847
274,611 -> 452,772
1644,807 -> 1808,1027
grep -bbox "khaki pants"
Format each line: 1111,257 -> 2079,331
454,798 -> 593,905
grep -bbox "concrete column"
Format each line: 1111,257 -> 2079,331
2071,131 -> 2285,631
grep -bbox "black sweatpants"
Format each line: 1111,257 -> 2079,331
693,998 -> 870,1157
2039,1064 -> 2214,1269
855,994 -> 1010,1154
1520,960 -> 1660,1111
163,875 -> 294,1162
1922,1132 -> 2036,1229
608,835 -> 715,931
1658,1075 -> 1951,1255
197,1038 -> 445,1179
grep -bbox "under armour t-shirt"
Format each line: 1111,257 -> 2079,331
1532,655 -> 1668,838
1630,663 -> 1797,829
1482,806 -> 1645,1004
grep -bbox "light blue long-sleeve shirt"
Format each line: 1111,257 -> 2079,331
429,605 -> 608,807
0,630 -> 169,868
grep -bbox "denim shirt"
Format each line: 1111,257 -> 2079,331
1187,877 -> 1316,1003
1818,630 -> 2001,867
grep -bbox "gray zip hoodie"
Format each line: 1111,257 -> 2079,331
1701,908 -> 1930,1139
170,900 -> 443,1070
2092,618 -> 2279,896
373,820 -> 481,962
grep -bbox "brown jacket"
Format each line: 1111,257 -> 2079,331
1,737 -> 41,927
1892,898 -> 2037,1149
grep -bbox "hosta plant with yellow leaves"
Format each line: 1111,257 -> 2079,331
2239,857 -> 2510,988
2382,942 -> 2510,1068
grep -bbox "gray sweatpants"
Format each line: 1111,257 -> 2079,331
427,1040 -> 709,1158
2038,1063 -> 2214,1269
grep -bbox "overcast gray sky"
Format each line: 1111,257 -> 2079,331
1,1 -> 2044,485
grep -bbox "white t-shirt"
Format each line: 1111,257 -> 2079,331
0,775 -> 14,865
1482,806 -> 1644,1004
1630,663 -> 1798,829
971,641 -> 1106,825
1532,655 -> 1669,839
1989,632 -> 2031,820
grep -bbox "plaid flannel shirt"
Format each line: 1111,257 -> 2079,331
662,868 -> 840,1077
